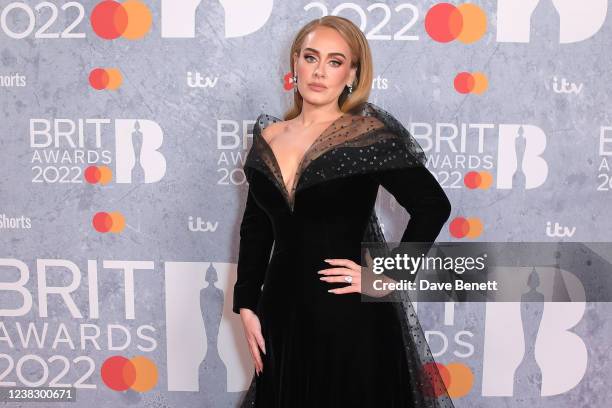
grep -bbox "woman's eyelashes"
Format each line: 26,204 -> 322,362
304,54 -> 342,67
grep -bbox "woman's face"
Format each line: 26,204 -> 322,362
293,26 -> 357,107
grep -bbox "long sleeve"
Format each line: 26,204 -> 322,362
232,186 -> 275,314
370,165 -> 451,282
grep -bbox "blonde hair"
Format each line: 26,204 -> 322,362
284,16 -> 373,120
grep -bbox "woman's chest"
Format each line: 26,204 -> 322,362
247,169 -> 380,218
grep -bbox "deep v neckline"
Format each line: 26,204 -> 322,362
254,111 -> 349,211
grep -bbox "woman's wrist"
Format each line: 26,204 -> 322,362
239,307 -> 256,319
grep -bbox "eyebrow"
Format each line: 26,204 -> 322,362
303,47 -> 347,59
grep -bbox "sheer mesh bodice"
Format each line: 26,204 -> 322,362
248,102 -> 426,213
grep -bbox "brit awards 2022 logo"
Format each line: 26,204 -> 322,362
29,119 -> 165,185
28,118 -> 166,233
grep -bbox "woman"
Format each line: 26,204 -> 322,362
233,16 -> 455,407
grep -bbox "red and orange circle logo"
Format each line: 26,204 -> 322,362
85,165 -> 113,184
425,3 -> 487,44
454,72 -> 488,94
91,0 -> 152,40
421,361 -> 474,398
89,68 -> 123,90
93,212 -> 126,233
449,217 -> 483,238
101,355 -> 158,392
464,171 -> 493,189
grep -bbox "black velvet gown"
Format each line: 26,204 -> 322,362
233,101 -> 455,407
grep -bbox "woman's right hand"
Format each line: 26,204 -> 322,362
239,308 -> 266,376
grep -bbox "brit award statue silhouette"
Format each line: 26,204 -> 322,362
130,120 -> 146,183
514,267 -> 545,399
198,263 -> 227,405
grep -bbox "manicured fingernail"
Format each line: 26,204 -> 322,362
328,289 -> 334,293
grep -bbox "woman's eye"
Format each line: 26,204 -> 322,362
304,55 -> 341,67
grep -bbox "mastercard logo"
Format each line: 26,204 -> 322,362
464,171 -> 493,189
425,3 -> 487,44
89,68 -> 123,90
91,0 -> 152,40
85,165 -> 113,185
454,72 -> 488,94
421,362 -> 474,398
101,355 -> 158,392
449,217 -> 483,238
93,211 -> 126,233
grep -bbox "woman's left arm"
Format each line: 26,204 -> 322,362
369,165 -> 451,284
371,165 -> 451,243
319,165 -> 451,294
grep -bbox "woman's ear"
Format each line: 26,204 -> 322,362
349,66 -> 357,86
292,51 -> 299,73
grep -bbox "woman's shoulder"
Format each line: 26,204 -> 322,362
352,101 -> 398,124
354,101 -> 415,140
253,112 -> 286,143
351,101 -> 428,165
255,113 -> 290,145
342,101 -> 410,138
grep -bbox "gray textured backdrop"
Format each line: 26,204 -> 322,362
1,0 -> 611,407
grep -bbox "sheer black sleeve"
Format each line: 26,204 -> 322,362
232,186 -> 274,314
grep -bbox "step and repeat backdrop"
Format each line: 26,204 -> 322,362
1,1 -> 611,407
